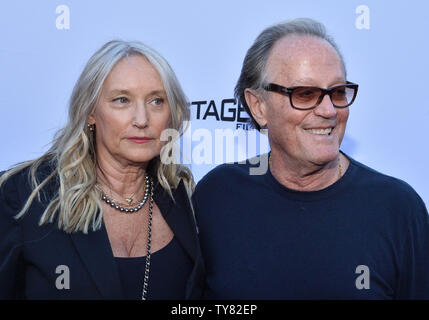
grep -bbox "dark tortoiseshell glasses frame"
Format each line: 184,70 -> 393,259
263,81 -> 359,110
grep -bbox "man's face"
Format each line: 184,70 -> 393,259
262,35 -> 349,167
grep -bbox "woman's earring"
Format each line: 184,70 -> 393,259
88,123 -> 95,132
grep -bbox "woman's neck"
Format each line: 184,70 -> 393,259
96,155 -> 147,198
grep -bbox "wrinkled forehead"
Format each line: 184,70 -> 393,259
265,35 -> 345,81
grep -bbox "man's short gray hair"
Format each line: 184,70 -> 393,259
234,18 -> 346,130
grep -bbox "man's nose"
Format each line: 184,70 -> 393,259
313,93 -> 337,118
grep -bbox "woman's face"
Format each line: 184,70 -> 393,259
89,55 -> 171,167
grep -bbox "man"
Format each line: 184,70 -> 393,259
193,18 -> 429,299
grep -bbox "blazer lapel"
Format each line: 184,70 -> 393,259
69,223 -> 124,299
154,180 -> 198,262
69,180 -> 197,299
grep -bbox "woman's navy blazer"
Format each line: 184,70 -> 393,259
0,163 -> 205,299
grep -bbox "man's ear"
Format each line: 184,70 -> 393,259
244,89 -> 268,128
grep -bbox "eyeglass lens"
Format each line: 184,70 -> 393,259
292,86 -> 356,109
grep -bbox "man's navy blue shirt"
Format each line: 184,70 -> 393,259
193,153 -> 429,299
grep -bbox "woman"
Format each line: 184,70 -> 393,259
0,40 -> 204,299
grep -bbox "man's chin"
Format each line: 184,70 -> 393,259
306,148 -> 340,166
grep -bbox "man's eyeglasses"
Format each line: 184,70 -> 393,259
263,81 -> 359,110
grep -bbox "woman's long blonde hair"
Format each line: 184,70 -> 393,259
0,40 -> 194,233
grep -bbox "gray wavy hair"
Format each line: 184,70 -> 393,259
234,17 -> 347,130
0,40 -> 193,233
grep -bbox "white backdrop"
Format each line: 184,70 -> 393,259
1,0 -> 428,206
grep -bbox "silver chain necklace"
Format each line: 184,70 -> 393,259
141,177 -> 153,300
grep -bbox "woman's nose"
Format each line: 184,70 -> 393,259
132,102 -> 149,128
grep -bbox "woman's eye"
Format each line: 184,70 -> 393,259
113,97 -> 129,104
151,97 -> 164,106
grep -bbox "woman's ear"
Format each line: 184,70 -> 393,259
244,89 -> 268,128
87,114 -> 96,125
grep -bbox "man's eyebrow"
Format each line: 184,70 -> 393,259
289,77 -> 345,87
289,78 -> 318,86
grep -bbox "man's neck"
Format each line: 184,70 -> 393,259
269,152 -> 348,192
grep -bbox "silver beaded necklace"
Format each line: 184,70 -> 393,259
98,174 -> 150,213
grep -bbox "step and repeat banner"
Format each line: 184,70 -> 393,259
0,0 -> 428,206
